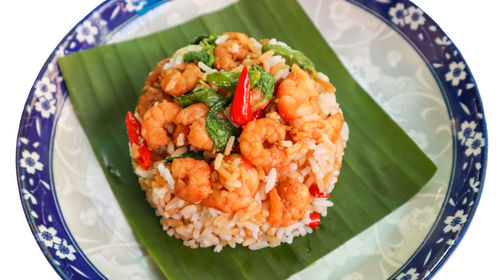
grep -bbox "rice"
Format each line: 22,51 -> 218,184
215,34 -> 229,45
198,61 -> 217,74
157,163 -> 175,189
224,136 -> 235,155
265,168 -> 277,193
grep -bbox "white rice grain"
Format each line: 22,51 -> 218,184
171,146 -> 188,157
214,153 -> 223,170
265,168 -> 277,193
198,61 -> 217,74
215,34 -> 229,45
224,136 -> 235,155
341,121 -> 349,142
157,163 -> 175,189
249,37 -> 262,52
167,141 -> 175,155
317,72 -> 330,82
176,133 -> 185,147
317,92 -> 339,117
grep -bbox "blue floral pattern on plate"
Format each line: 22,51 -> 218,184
16,0 -> 486,279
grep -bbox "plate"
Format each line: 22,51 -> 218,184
16,0 -> 487,279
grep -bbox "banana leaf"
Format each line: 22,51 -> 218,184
58,0 -> 437,279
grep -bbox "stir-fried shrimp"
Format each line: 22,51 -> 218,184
205,154 -> 259,212
136,86 -> 168,118
249,87 -> 270,113
175,103 -> 209,125
268,177 -> 311,227
291,113 -> 344,142
175,103 -> 214,151
171,158 -> 211,204
145,58 -> 170,87
141,101 -> 181,150
239,118 -> 289,170
161,62 -> 201,96
214,32 -> 250,71
276,64 -> 319,121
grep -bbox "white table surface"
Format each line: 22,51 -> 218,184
1,0 -> 498,279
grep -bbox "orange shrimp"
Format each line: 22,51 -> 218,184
174,103 -> 214,151
239,118 -> 289,170
205,154 -> 259,212
268,177 -> 311,227
214,32 -> 250,71
276,64 -> 319,122
141,101 -> 181,150
161,63 -> 201,96
136,86 -> 168,118
171,158 -> 211,204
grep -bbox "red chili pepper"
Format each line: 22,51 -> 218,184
125,112 -> 151,170
309,184 -> 330,198
309,212 -> 321,230
230,66 -> 253,125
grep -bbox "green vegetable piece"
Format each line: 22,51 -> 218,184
183,45 -> 215,67
250,65 -> 276,104
165,151 -> 204,162
191,33 -> 218,45
206,100 -> 240,150
206,69 -> 264,93
175,88 -> 226,108
262,43 -> 316,73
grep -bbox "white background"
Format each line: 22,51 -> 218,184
0,0 -> 498,279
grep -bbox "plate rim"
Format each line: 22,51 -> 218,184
15,0 -> 487,279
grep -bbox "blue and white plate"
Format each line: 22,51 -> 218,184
16,0 -> 487,279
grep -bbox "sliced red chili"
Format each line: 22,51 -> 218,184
125,112 -> 151,170
309,212 -> 321,230
309,184 -> 330,198
230,65 -> 253,125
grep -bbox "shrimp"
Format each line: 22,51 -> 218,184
291,113 -> 344,142
205,154 -> 259,212
136,86 -> 169,118
174,103 -> 214,151
214,32 -> 250,71
276,64 -> 319,121
249,87 -> 270,113
268,176 -> 311,227
171,158 -> 211,204
160,63 -> 201,96
141,100 -> 182,150
239,118 -> 289,171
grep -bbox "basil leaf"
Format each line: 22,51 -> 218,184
175,88 -> 226,108
165,151 -> 204,162
206,69 -> 263,92
205,100 -> 239,150
183,45 -> 215,67
250,65 -> 276,104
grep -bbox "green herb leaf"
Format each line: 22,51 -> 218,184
165,151 -> 204,162
250,65 -> 275,104
206,68 -> 268,93
262,43 -> 316,74
206,100 -> 240,150
175,88 -> 226,108
183,45 -> 215,67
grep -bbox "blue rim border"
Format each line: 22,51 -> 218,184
15,0 -> 487,279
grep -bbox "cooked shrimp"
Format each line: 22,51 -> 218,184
141,101 -> 181,150
205,154 -> 259,212
276,64 -> 319,121
268,177 -> 311,227
214,32 -> 250,71
160,63 -> 201,96
239,118 -> 289,170
175,103 -> 209,125
291,113 -> 344,142
249,87 -> 270,113
145,58 -> 171,87
175,103 -> 214,151
171,158 -> 211,204
136,86 -> 169,118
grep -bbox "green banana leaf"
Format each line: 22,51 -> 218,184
58,0 -> 437,279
